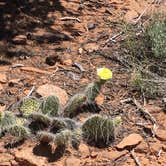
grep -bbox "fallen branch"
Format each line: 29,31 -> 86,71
132,98 -> 157,125
131,149 -> 142,166
20,66 -> 51,74
60,17 -> 81,22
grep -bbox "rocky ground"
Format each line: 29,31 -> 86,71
0,0 -> 166,166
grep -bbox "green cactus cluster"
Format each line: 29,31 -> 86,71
82,115 -> 116,146
0,69 -> 119,150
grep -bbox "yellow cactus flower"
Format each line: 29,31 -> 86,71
97,67 -> 112,80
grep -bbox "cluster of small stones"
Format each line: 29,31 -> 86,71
0,80 -> 120,149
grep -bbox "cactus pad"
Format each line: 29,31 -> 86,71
7,124 -> 30,139
41,95 -> 60,116
54,129 -> 71,146
19,97 -> 40,116
0,111 -> 16,131
82,115 -> 115,146
84,81 -> 102,101
63,94 -> 87,118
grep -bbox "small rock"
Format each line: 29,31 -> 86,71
0,153 -> 14,164
87,23 -> 96,30
63,59 -> 73,66
0,161 -> 11,166
0,73 -> 7,83
0,83 -> 3,91
14,148 -> 46,166
90,151 -> 98,158
116,133 -> 143,150
155,129 -> 166,141
78,48 -> 83,54
65,156 -> 81,166
0,105 -> 6,112
101,150 -> 128,161
135,141 -> 149,153
12,35 -> 27,45
95,94 -> 104,105
36,84 -> 68,106
84,43 -> 99,53
150,141 -> 163,155
79,143 -> 90,158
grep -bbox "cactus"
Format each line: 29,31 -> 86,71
84,81 -> 103,101
62,118 -> 79,130
29,112 -> 52,126
50,118 -> 67,134
0,111 -> 16,131
82,115 -> 115,146
19,97 -> 40,117
71,128 -> 82,149
16,117 -> 27,126
41,95 -> 60,116
28,112 -> 52,132
63,94 -> 87,118
37,131 -> 55,143
7,124 -> 31,139
53,129 -> 71,146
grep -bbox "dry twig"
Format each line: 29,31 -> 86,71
131,149 -> 142,166
132,98 -> 157,125
60,17 -> 81,22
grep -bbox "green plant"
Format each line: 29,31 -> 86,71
7,124 -> 30,139
19,97 -> 40,117
63,94 -> 87,118
50,118 -> 67,133
147,17 -> 166,58
53,129 -> 71,146
0,111 -> 16,131
82,115 -> 115,146
84,68 -> 112,101
41,95 -> 60,116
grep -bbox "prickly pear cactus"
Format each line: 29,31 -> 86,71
84,81 -> 102,101
82,115 -> 115,146
71,128 -> 82,149
7,124 -> 30,139
19,97 -> 40,117
41,95 -> 60,116
54,129 -> 71,146
50,118 -> 67,133
63,94 -> 87,118
29,112 -> 52,126
0,111 -> 16,131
